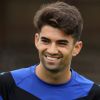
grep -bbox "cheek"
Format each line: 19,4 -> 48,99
62,52 -> 73,66
59,47 -> 71,54
37,44 -> 47,53
61,48 -> 73,59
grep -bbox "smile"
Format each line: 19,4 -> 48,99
44,55 -> 62,62
46,56 -> 59,61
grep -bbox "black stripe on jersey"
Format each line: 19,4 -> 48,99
76,84 -> 100,100
0,72 -> 40,100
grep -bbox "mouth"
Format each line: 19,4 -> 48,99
44,54 -> 62,62
46,56 -> 59,61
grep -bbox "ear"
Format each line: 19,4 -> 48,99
34,33 -> 40,49
72,41 -> 83,57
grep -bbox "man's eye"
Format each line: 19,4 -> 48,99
41,39 -> 49,44
58,42 -> 67,46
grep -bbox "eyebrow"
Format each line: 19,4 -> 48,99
41,37 -> 50,41
57,40 -> 69,43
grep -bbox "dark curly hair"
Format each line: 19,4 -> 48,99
33,1 -> 83,41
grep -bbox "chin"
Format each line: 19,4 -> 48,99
43,64 -> 62,73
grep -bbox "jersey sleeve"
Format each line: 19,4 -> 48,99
0,72 -> 15,100
0,96 -> 3,100
93,84 -> 100,100
0,73 -> 5,100
87,84 -> 100,100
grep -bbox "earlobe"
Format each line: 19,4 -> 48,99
72,41 -> 83,57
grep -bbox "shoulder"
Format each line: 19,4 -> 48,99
71,70 -> 100,99
0,71 -> 15,93
88,84 -> 100,99
0,72 -> 10,83
0,72 -> 13,84
0,65 -> 36,85
10,65 -> 36,85
71,70 -> 94,93
72,70 -> 94,88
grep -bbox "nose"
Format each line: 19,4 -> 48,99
47,43 -> 58,54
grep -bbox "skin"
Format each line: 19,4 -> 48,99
35,25 -> 82,84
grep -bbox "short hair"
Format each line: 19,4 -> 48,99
33,1 -> 83,41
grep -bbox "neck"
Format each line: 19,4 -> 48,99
35,64 -> 71,85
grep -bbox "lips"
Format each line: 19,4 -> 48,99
44,53 -> 62,62
46,56 -> 59,61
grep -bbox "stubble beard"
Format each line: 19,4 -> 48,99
40,54 -> 70,74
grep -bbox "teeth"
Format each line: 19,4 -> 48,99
46,56 -> 58,61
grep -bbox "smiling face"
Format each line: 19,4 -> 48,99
35,25 -> 82,73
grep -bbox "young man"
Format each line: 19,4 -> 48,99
0,1 -> 100,100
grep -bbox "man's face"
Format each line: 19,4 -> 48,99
35,25 -> 82,73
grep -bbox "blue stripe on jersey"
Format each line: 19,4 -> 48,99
11,65 -> 94,100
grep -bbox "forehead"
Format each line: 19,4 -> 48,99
40,25 -> 74,42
